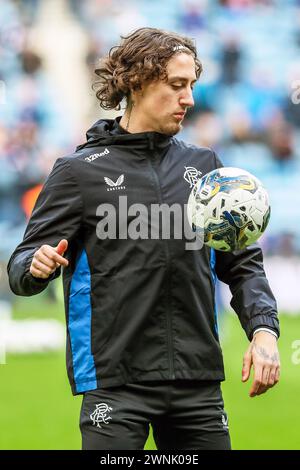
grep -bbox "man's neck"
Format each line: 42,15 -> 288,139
119,112 -> 156,134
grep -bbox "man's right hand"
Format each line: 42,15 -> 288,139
30,239 -> 69,279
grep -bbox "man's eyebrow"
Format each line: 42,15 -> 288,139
168,76 -> 197,83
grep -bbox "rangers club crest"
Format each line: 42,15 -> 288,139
183,166 -> 202,188
90,403 -> 113,428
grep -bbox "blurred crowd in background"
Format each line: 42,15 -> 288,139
1,0 -> 300,309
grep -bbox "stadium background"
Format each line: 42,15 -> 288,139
0,0 -> 299,450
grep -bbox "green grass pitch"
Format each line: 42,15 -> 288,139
0,290 -> 299,450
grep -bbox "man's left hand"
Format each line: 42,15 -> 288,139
242,331 -> 280,397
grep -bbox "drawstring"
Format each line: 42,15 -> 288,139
148,135 -> 155,150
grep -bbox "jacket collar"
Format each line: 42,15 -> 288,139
76,116 -> 173,151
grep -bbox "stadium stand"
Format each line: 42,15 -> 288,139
0,0 -> 299,316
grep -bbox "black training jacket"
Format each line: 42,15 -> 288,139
7,116 -> 280,395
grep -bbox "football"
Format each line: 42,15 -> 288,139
187,167 -> 271,252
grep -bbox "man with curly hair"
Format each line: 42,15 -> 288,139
8,27 -> 280,450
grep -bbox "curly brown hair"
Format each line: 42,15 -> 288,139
93,27 -> 202,110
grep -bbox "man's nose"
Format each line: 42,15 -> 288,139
179,88 -> 194,108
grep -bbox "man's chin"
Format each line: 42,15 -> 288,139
161,122 -> 182,136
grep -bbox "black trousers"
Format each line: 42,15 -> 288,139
80,379 -> 231,450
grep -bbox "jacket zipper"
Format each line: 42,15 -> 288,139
147,135 -> 175,380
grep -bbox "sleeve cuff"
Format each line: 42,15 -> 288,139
252,327 -> 278,339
